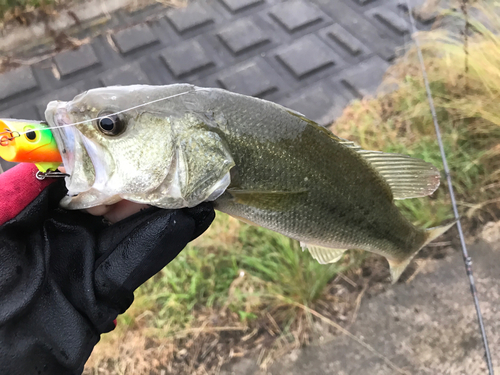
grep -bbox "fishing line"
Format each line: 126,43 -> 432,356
5,18 -> 495,371
404,2 -> 494,374
15,87 -> 205,137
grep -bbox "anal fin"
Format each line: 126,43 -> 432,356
300,242 -> 348,264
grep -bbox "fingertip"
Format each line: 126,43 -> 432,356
87,205 -> 113,217
103,201 -> 150,223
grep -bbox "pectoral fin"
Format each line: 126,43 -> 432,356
227,188 -> 308,211
300,242 -> 348,264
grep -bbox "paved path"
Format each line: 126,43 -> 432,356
221,238 -> 500,375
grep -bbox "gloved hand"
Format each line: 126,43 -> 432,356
0,164 -> 215,375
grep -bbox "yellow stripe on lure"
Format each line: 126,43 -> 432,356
0,119 -> 62,172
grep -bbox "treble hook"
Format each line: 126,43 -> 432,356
0,128 -> 20,146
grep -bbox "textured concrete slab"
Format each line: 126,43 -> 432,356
269,0 -> 326,33
216,58 -> 282,98
322,24 -> 366,57
99,63 -> 151,86
217,18 -> 272,55
340,55 -> 391,98
0,67 -> 39,102
220,0 -> 265,13
53,44 -> 100,78
166,2 -> 216,34
111,24 -> 160,55
276,34 -> 341,79
161,39 -> 216,78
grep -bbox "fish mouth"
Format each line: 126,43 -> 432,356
45,101 -> 96,195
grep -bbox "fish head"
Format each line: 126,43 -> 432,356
44,85 -> 188,209
45,84 -> 234,210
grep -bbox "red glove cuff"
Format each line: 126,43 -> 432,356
0,164 -> 56,225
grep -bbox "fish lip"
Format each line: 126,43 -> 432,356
45,100 -> 95,194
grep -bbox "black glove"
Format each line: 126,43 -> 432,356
0,164 -> 215,375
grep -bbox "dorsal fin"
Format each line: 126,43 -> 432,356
284,110 -> 441,200
339,141 -> 441,200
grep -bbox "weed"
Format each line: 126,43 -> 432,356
86,3 -> 500,374
0,0 -> 58,20
85,213 -> 352,374
333,4 -> 500,226
120,213 -> 350,336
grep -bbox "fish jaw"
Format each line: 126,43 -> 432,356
45,100 -> 97,198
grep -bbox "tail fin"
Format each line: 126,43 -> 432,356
388,220 -> 457,283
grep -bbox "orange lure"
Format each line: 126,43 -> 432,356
0,119 -> 62,172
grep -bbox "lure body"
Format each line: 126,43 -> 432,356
0,119 -> 62,172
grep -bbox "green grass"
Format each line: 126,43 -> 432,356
85,214 -> 353,374
119,213 -> 350,337
0,0 -> 57,19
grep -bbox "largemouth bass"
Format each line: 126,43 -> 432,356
44,84 -> 454,281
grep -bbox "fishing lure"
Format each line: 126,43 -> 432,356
0,119 -> 62,174
0,90 -> 198,178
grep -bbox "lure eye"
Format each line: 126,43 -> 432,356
97,114 -> 124,136
26,130 -> 37,141
23,127 -> 39,143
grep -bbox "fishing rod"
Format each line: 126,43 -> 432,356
403,2 -> 494,374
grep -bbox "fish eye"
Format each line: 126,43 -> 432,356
96,113 -> 125,136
